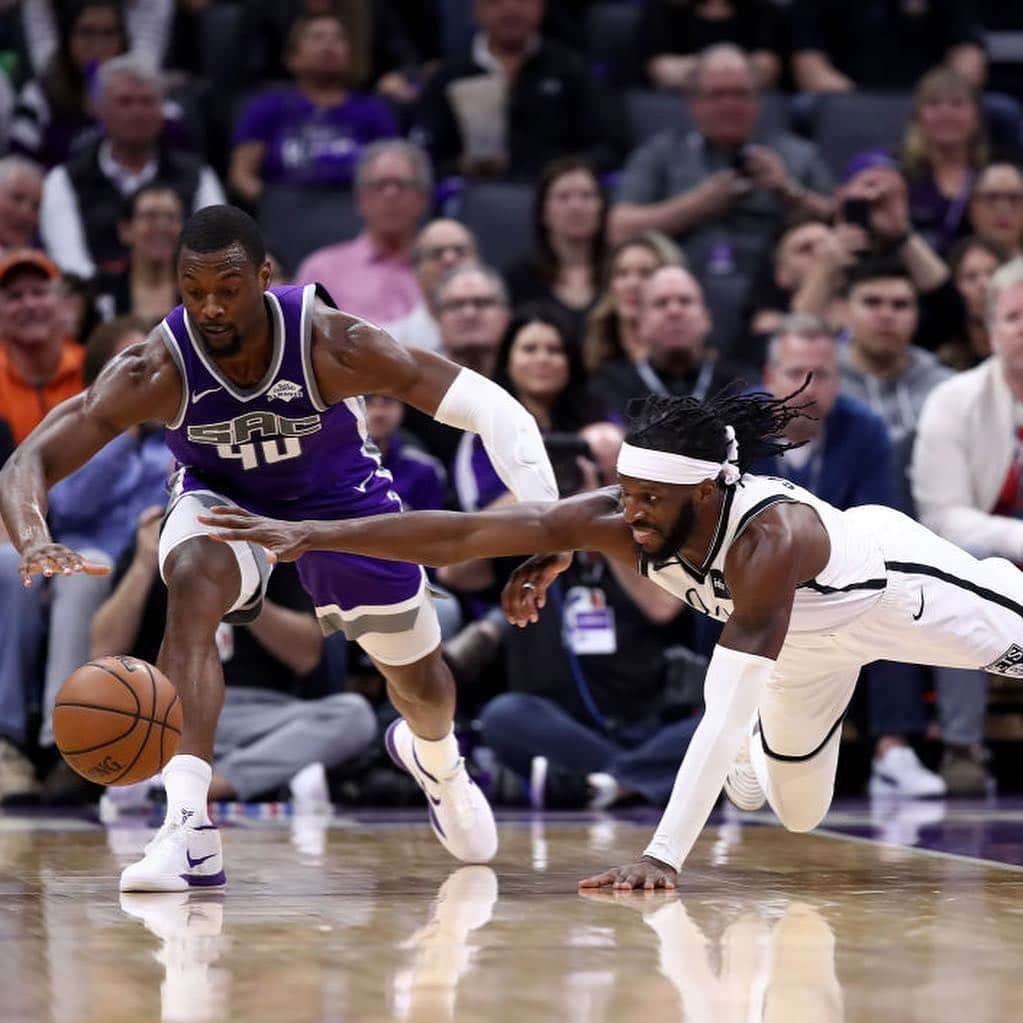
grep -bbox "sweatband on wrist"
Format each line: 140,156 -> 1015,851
434,367 -> 558,502
643,644 -> 775,871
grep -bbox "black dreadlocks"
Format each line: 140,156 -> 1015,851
624,380 -> 814,477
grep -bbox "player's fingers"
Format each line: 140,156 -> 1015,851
578,871 -> 616,888
204,504 -> 253,518
39,554 -> 61,577
197,512 -> 253,531
204,528 -> 244,543
80,560 -> 112,576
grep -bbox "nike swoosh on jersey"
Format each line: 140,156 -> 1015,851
912,589 -> 925,621
191,386 -> 222,404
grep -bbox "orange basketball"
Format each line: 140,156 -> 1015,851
53,655 -> 182,786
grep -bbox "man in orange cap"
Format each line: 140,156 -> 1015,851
0,249 -> 84,458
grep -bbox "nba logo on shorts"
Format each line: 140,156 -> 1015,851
982,643 -> 1023,678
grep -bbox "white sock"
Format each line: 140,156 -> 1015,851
412,727 -> 460,778
162,754 -> 212,826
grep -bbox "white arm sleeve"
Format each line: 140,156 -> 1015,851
643,645 -> 773,871
433,367 -> 558,503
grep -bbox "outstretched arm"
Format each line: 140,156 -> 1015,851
0,333 -> 181,585
200,487 -> 634,567
581,504 -> 828,889
310,304 -> 558,503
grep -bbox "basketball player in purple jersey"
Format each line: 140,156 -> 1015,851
0,206 -> 558,892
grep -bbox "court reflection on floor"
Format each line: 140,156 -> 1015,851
5,810 -> 1023,1022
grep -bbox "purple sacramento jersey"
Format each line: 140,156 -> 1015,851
160,283 -> 424,630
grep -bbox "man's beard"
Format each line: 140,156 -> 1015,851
647,501 -> 697,564
200,327 -> 244,359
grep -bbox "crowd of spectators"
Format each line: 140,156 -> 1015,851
2,0 -> 1022,812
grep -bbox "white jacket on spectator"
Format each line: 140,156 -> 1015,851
911,355 -> 1023,560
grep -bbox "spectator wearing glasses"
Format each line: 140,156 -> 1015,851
383,218 -> 479,353
967,163 -> 1023,260
296,139 -> 430,322
402,264 -> 510,471
610,45 -> 832,348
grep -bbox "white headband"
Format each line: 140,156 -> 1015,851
617,426 -> 741,486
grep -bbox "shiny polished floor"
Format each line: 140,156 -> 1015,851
3,802 -> 1023,1023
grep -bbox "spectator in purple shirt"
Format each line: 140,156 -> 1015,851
229,12 -> 398,206
364,394 -> 447,511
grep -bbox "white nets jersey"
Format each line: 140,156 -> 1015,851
638,474 -> 887,634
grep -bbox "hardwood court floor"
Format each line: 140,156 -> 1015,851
2,802 -> 1023,1023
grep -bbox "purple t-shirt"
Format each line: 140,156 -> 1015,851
233,88 -> 398,188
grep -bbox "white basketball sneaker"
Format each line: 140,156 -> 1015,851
724,724 -> 766,812
385,719 -> 498,863
119,814 -> 226,892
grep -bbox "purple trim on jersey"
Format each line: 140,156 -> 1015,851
161,285 -> 399,514
163,284 -> 424,612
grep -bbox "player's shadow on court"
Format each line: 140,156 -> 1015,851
578,892 -> 844,1021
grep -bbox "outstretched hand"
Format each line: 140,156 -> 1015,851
501,552 -> 573,626
198,505 -> 310,562
18,542 -> 111,588
578,855 -> 678,891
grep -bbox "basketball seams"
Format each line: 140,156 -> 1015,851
52,702 -> 182,735
81,661 -> 142,716
54,657 -> 183,784
55,714 -> 141,756
107,665 -> 159,784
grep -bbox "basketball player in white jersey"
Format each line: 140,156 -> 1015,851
200,268 -> 1023,888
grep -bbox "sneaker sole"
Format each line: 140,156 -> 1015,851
119,870 -> 226,893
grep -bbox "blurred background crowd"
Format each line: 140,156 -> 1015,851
1,0 -> 1022,817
